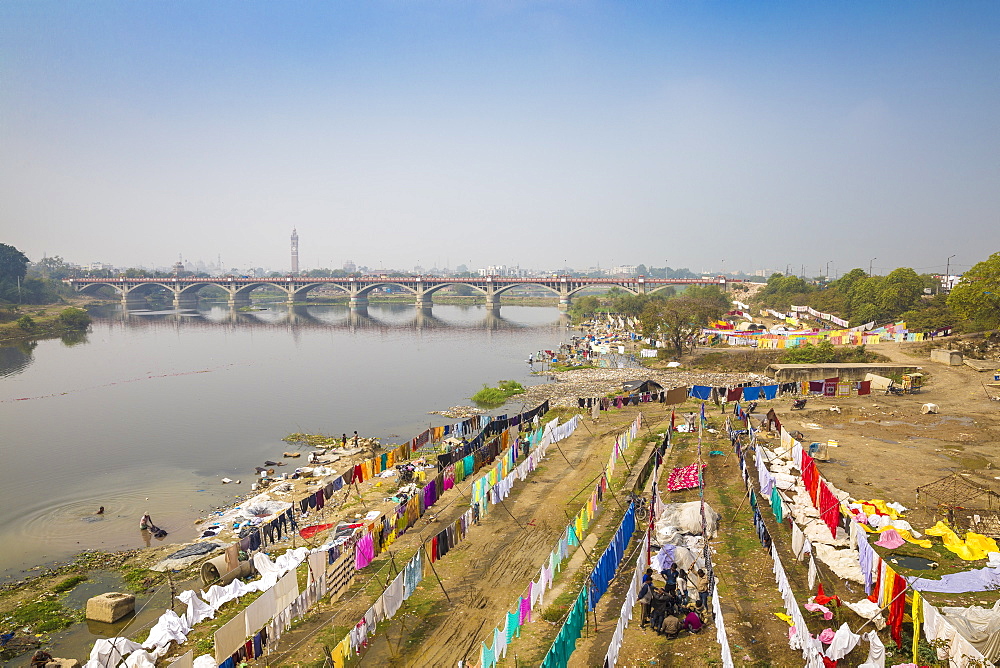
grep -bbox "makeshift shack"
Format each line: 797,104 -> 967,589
621,379 -> 664,396
915,474 -> 1000,536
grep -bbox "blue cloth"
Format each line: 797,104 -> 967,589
588,503 -> 636,609
742,386 -> 761,401
762,385 -> 778,400
689,385 -> 712,401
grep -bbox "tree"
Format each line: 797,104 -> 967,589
634,264 -> 648,277
877,267 -> 924,318
58,307 -> 92,330
569,295 -> 601,320
640,294 -> 726,355
948,252 -> 1000,331
0,243 -> 29,283
29,256 -> 75,280
900,294 -> 956,333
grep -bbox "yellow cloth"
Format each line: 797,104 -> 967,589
911,590 -> 922,664
858,499 -> 902,520
925,521 -> 996,560
774,612 -> 793,626
331,636 -> 350,668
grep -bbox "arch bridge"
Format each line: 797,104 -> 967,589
64,275 -> 740,311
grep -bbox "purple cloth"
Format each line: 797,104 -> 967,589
857,530 -> 875,595
907,567 -> 1000,593
519,590 -> 531,624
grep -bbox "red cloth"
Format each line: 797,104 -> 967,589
353,463 -> 364,483
868,558 -> 883,604
819,480 -> 839,538
430,536 -> 438,562
822,658 -> 837,668
667,464 -> 705,491
801,453 -> 819,506
815,583 -> 841,608
858,380 -> 871,396
298,523 -> 335,539
727,387 -> 743,401
887,573 -> 907,648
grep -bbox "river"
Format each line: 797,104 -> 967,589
0,302 -> 567,579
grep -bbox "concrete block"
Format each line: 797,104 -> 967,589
931,349 -> 963,366
85,592 -> 135,623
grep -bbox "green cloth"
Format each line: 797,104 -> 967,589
770,486 -> 783,523
506,610 -> 520,642
540,588 -> 587,668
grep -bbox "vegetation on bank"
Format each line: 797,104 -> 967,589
753,251 -> 1000,333
471,380 -> 525,406
0,306 -> 92,343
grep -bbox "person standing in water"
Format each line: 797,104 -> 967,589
139,512 -> 153,530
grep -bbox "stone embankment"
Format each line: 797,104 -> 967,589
519,366 -> 771,408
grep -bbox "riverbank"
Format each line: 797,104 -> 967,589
0,301 -> 94,344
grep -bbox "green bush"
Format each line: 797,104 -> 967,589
16,314 -> 34,330
58,307 -> 92,329
471,380 -> 525,407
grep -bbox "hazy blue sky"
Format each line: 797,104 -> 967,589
2,1 -> 998,276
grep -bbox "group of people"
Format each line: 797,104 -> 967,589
637,565 -> 710,637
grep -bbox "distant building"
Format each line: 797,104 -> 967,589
610,265 -> 637,276
478,265 -> 526,277
82,262 -> 114,272
290,228 -> 299,274
343,260 -> 357,273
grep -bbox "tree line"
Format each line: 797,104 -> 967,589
754,252 -> 1000,333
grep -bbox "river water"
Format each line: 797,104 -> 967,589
0,303 -> 567,578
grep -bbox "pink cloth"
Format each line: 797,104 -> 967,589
818,627 -> 836,643
354,533 -> 375,570
874,528 -> 905,549
805,601 -> 833,620
519,591 -> 531,624
667,464 -> 705,491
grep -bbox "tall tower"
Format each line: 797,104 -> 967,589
290,228 -> 299,274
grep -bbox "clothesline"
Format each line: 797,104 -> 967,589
736,403 -> 989,665
478,415 -> 642,668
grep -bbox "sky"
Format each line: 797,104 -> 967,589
2,1 -> 998,277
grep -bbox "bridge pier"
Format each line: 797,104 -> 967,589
414,292 -> 433,310
349,296 -> 369,310
485,295 -> 501,312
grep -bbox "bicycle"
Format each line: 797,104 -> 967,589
627,491 -> 650,524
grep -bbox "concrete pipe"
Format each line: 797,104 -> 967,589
201,554 -> 254,587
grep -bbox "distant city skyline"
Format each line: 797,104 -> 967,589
3,2 -> 997,275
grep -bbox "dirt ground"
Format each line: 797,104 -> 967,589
11,338 -> 1000,667
212,340 -> 1000,667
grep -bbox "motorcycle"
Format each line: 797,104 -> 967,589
791,398 -> 808,410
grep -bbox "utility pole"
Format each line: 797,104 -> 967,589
869,258 -> 877,276
944,255 -> 956,293
826,261 -> 832,279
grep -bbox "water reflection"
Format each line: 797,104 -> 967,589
87,302 -> 566,331
0,340 -> 37,378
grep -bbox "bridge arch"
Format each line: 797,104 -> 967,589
646,285 -> 678,296
76,281 -> 123,297
354,282 -> 418,299
491,282 -> 561,298
566,283 -> 638,298
231,282 -> 292,302
289,282 -> 351,301
421,282 -> 490,298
